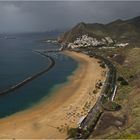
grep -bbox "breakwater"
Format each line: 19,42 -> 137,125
0,51 -> 55,96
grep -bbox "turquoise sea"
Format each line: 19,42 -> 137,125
0,33 -> 78,118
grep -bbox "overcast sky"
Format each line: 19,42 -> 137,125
0,1 -> 140,33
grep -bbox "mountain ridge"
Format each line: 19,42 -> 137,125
58,16 -> 140,46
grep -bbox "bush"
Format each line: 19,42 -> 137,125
102,101 -> 121,111
117,76 -> 124,81
121,80 -> 129,85
67,128 -> 78,138
100,63 -> 106,68
117,76 -> 129,85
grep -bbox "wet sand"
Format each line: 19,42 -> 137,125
0,51 -> 107,139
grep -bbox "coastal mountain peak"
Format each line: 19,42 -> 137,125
106,19 -> 124,26
76,22 -> 86,28
129,15 -> 140,21
58,15 -> 140,46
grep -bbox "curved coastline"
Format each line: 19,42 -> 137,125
0,51 -> 106,139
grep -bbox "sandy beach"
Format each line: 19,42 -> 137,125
0,51 -> 107,139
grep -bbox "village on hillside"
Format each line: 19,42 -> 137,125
67,35 -> 129,49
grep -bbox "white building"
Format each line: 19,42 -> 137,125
68,35 -> 106,49
116,43 -> 129,47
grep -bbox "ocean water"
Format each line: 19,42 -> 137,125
0,33 -> 78,118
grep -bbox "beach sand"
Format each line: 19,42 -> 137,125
0,51 -> 107,139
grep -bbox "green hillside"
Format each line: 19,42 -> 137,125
58,16 -> 140,46
89,47 -> 140,139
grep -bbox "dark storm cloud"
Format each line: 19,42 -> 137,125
0,1 -> 140,33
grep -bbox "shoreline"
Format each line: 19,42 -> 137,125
0,51 -> 106,139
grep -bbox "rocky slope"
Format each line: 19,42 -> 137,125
58,16 -> 140,46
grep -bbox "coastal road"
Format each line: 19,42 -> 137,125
70,49 -> 117,139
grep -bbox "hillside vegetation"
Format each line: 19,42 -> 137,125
58,16 -> 140,46
59,15 -> 140,138
89,47 -> 140,139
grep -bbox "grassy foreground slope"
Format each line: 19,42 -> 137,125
89,47 -> 140,139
